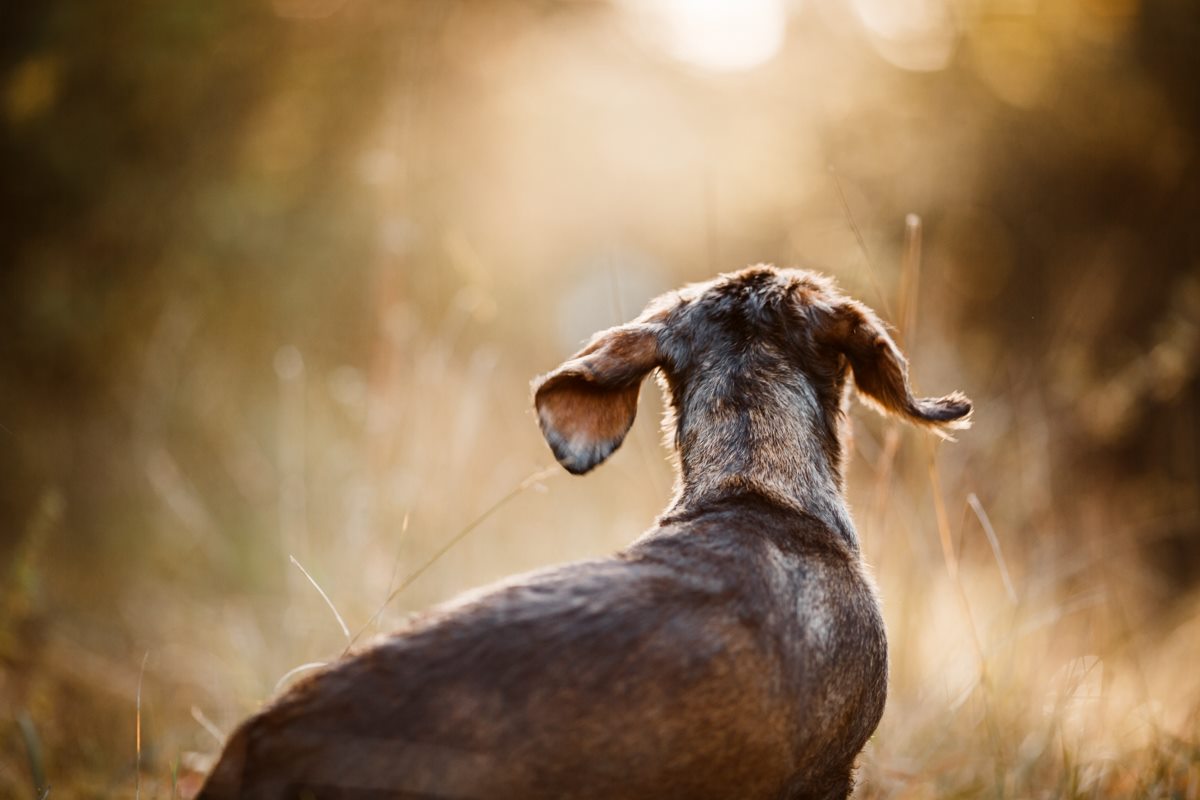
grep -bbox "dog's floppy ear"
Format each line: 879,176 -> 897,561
533,323 -> 661,474
825,300 -> 972,436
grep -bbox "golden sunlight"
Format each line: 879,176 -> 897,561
7,3 -> 1199,797
624,0 -> 789,72
850,0 -> 958,71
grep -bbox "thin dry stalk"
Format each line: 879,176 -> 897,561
135,650 -> 149,800
895,213 -> 922,351
190,706 -> 225,746
829,165 -> 894,320
927,451 -> 984,661
967,492 -> 1018,604
273,662 -> 330,694
289,555 -> 352,644
346,465 -> 559,653
866,214 -> 922,545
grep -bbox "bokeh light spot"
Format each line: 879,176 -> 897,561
851,0 -> 958,72
625,0 -> 788,73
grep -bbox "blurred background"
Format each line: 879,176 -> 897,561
1,0 -> 1198,796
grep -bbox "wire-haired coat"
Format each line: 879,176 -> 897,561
199,265 -> 972,800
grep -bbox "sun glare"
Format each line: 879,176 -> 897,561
628,0 -> 789,73
849,0 -> 958,71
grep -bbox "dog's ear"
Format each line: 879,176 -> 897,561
533,323 -> 661,474
824,300 -> 972,436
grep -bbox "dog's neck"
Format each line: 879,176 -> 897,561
659,375 -> 857,548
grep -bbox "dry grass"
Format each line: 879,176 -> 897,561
2,6 -> 1197,796
4,274 -> 1199,798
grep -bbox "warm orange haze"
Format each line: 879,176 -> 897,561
1,1 -> 1198,797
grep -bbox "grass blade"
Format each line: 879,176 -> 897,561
289,555 -> 351,644
346,465 -> 559,653
967,492 -> 1018,604
16,712 -> 46,800
135,650 -> 149,800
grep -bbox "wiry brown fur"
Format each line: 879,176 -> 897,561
198,266 -> 972,800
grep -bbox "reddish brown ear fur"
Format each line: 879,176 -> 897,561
829,301 -> 972,435
533,324 -> 660,474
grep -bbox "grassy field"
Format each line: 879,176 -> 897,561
5,291 -> 1199,798
2,1 -> 1198,797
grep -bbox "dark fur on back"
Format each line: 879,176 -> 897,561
199,266 -> 971,800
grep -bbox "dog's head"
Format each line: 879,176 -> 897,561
533,266 -> 972,475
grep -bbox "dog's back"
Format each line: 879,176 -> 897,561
200,497 -> 884,800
